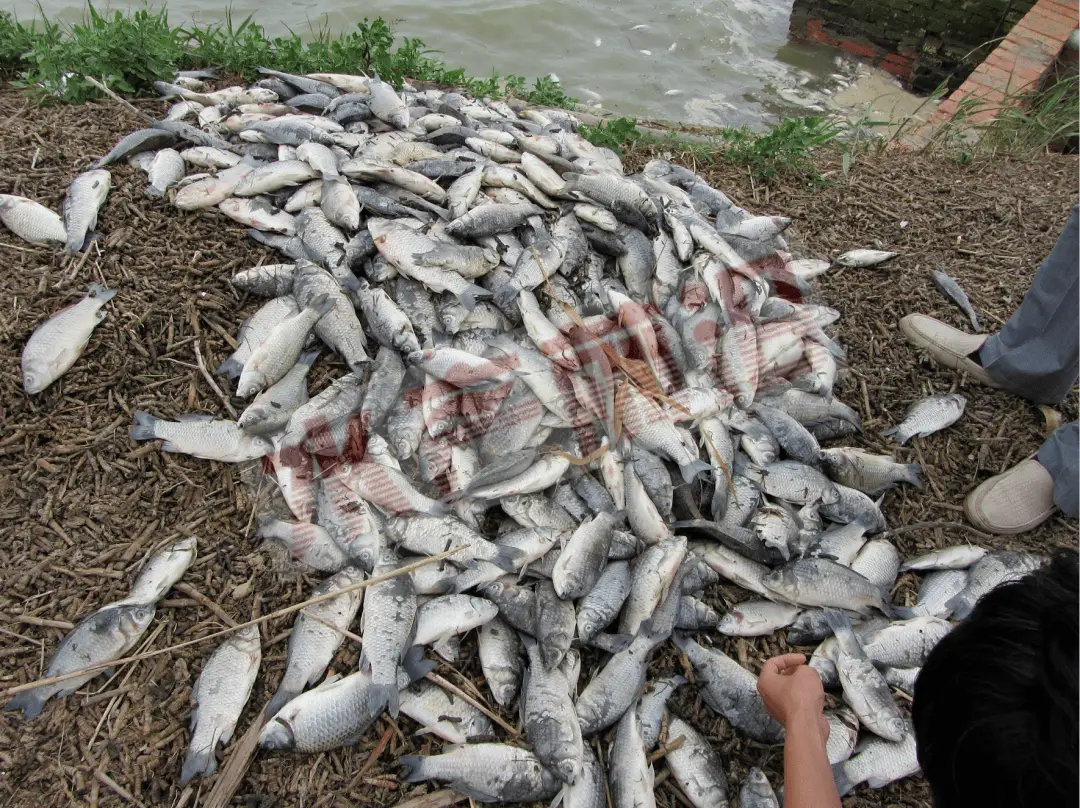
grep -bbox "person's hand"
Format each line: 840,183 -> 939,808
757,653 -> 829,741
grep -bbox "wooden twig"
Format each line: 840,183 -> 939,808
392,791 -> 467,808
193,342 -> 237,419
201,704 -> 269,808
0,549 -> 463,698
81,76 -> 154,123
173,582 -> 238,627
425,671 -> 521,739
648,733 -> 685,764
94,770 -> 146,807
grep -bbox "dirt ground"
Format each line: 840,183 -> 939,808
0,85 -> 1076,808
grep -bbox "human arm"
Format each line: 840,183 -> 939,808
757,653 -> 842,808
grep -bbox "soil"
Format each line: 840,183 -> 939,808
0,85 -> 1076,808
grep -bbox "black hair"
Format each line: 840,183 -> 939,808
913,549 -> 1079,807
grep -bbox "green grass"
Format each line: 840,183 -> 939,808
0,5 -> 577,107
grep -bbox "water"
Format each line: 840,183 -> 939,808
13,0 -> 870,126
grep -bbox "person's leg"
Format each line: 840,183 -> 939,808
1037,422 -> 1079,518
978,205 -> 1080,405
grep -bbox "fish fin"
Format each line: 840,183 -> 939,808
458,283 -> 491,312
129,410 -> 159,441
399,755 -> 424,782
880,426 -> 900,439
180,743 -> 217,785
678,458 -> 711,484
216,356 -> 243,378
590,633 -> 633,653
491,545 -> 526,573
832,762 -> 854,797
549,785 -> 568,808
299,349 -> 321,367
266,685 -> 299,719
904,464 -> 924,489
4,691 -> 46,720
402,646 -> 437,682
883,603 -> 918,620
145,185 -> 165,198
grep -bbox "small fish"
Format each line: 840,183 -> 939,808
400,743 -> 561,802
820,447 -> 923,495
824,609 -> 907,742
637,675 -> 686,751
130,412 -> 272,462
145,148 -> 185,197
238,349 -> 317,435
945,551 -> 1044,620
832,722 -> 920,795
850,539 -> 902,590
932,270 -> 981,330
360,550 -> 417,717
399,679 -> 492,743
522,635 -> 584,784
256,517 -> 348,573
22,283 -> 117,394
763,557 -> 901,617
609,706 -> 655,808
835,249 -> 898,267
0,194 -> 68,245
859,616 -> 952,669
882,394 -> 967,444
112,536 -> 197,606
900,545 -> 987,572
825,706 -> 860,765
717,600 -> 800,637
5,603 -> 155,719
665,714 -> 731,808
478,616 -> 524,707
267,566 -> 365,717
237,294 -> 333,397
181,626 -> 261,784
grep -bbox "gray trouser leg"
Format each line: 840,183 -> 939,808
979,204 -> 1079,405
1037,422 -> 1079,517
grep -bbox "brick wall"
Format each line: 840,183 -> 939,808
790,0 -> 1040,93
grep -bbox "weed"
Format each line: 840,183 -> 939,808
717,116 -> 847,183
580,117 -> 642,154
0,6 -> 580,108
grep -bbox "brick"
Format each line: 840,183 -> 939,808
1019,12 -> 1075,37
808,29 -> 831,43
839,39 -> 879,58
880,59 -> 914,77
807,17 -> 825,33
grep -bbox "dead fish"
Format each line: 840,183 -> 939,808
882,394 -> 966,444
22,283 -> 117,394
835,249 -> 898,267
932,270 -> 981,330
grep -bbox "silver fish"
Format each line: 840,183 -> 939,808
820,447 -> 923,495
238,349 -> 317,434
129,412 -> 272,462
145,148 -> 185,197
932,270 -> 981,330
257,517 -> 348,573
552,511 -> 619,600
22,283 -> 117,394
478,616 -> 523,708
0,194 -> 68,245
832,722 -> 920,795
945,551 -> 1044,619
267,566 -> 365,716
763,557 -> 898,617
860,616 -> 952,669
360,550 -> 417,717
576,629 -> 664,736
620,536 -> 687,636
835,248 -> 898,267
825,706 -> 860,764
609,706 -> 655,808
113,536 -> 197,606
672,633 -> 783,743
217,295 -> 300,378
522,635 -> 584,784
237,294 -> 333,397
5,603 -> 155,719
399,679 -> 492,743
850,538 -> 902,590
400,743 -> 560,803
900,545 -> 987,572
181,625 -> 261,784
535,579 -> 575,670
882,393 -> 967,444
717,600 -> 799,637
665,714 -> 731,808
910,568 -> 969,618
824,609 -> 906,742
577,560 -> 632,642
637,675 -> 686,751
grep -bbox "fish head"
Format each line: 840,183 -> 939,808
233,624 -> 262,647
884,715 -> 908,741
21,361 -> 49,395
553,755 -> 582,786
237,373 -> 265,398
119,604 -> 157,637
258,717 -> 295,749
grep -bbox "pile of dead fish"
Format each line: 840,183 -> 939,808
6,66 -> 1046,806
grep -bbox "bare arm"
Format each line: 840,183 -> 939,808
757,653 -> 842,808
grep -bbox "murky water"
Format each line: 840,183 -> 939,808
11,0 -> 883,126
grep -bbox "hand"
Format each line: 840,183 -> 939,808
757,653 -> 829,741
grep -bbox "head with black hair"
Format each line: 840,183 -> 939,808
913,549 -> 1079,807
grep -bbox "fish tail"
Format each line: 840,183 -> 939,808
144,185 -> 165,198
459,283 -> 491,312
904,464 -> 924,489
832,762 -> 855,797
880,425 -> 907,444
678,458 -> 711,484
180,744 -> 217,785
370,682 -> 399,718
299,349 -> 321,367
266,685 -> 299,719
87,283 -> 117,304
401,646 -> 437,683
129,410 -> 160,442
884,603 -> 918,620
4,690 -> 46,720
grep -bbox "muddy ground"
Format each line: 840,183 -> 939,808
0,85 -> 1076,808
